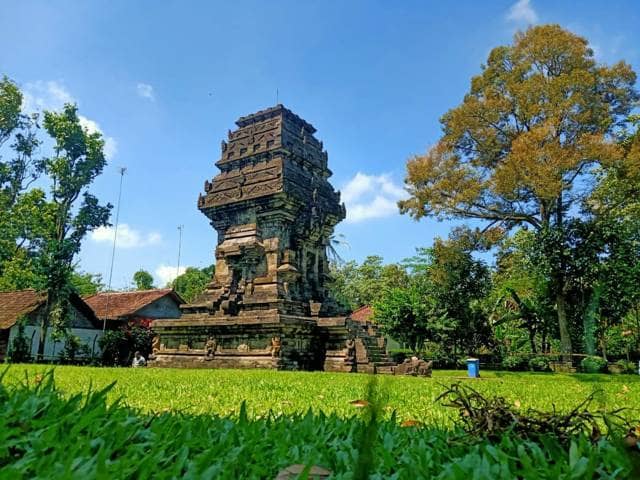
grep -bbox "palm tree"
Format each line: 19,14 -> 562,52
326,233 -> 349,265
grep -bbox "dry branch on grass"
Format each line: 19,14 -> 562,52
436,382 -> 636,445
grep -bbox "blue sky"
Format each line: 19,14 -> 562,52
1,0 -> 639,288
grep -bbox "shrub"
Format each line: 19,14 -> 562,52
428,352 -> 460,369
528,356 -> 551,372
98,325 -> 154,366
580,356 -> 608,373
501,355 -> 528,371
389,349 -> 411,364
98,329 -> 129,366
58,335 -> 90,364
614,359 -> 636,374
6,320 -> 31,363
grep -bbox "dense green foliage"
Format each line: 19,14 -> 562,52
171,264 -> 214,302
5,320 -> 30,363
36,105 -> 112,355
0,76 -> 44,292
0,76 -> 111,356
69,270 -> 104,296
132,269 -> 154,290
1,369 -> 638,479
400,25 -> 639,357
581,356 -> 609,374
324,44 -> 640,365
328,256 -> 407,311
98,326 -> 154,366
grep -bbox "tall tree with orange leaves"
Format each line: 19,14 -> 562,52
400,25 -> 638,357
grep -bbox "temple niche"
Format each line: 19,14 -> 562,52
151,105 -> 394,372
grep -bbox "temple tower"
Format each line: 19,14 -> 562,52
151,105 -> 392,372
194,104 -> 345,319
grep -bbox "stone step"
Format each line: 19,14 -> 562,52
365,347 -> 385,353
376,366 -> 395,375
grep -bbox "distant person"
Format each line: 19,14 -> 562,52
132,351 -> 146,368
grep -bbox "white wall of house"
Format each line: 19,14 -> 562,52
8,325 -> 104,360
135,295 -> 182,319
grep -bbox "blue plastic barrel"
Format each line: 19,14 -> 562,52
467,358 -> 480,378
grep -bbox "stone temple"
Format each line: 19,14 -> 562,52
151,105 -> 393,372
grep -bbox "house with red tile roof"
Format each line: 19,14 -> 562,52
83,289 -> 184,327
349,305 -> 402,351
350,305 -> 374,324
0,289 -> 101,362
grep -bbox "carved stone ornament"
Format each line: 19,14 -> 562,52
345,338 -> 356,362
270,336 -> 282,358
204,337 -> 217,359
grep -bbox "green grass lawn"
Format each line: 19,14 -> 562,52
2,365 -> 640,478
2,365 -> 638,424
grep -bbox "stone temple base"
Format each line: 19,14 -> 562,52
150,314 -> 394,373
150,315 -> 327,371
151,351 -> 278,369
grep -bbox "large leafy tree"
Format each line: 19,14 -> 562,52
400,25 -> 638,356
564,118 -> 640,357
488,229 -> 556,355
327,256 -> 408,311
36,104 -> 112,358
172,265 -> 215,303
373,281 -> 433,353
133,269 -> 155,290
375,237 -> 491,356
70,270 -> 104,296
0,76 -> 45,290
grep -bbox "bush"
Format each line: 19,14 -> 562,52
98,325 -> 154,366
58,334 -> 90,364
614,359 -> 636,374
580,356 -> 608,373
389,349 -> 411,364
6,320 -> 31,363
501,355 -> 528,371
528,356 -> 551,372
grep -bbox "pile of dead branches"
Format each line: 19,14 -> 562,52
436,382 -> 633,445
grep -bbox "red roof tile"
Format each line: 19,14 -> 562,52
350,305 -> 373,324
83,289 -> 183,320
0,289 -> 46,329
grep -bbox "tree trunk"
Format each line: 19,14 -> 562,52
553,194 -> 573,361
37,290 -> 54,362
583,283 -> 601,356
36,306 -> 48,362
529,329 -> 537,354
600,318 -> 608,361
556,291 -> 573,361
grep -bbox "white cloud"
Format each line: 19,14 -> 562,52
341,172 -> 408,223
136,83 -> 155,101
22,80 -> 118,159
506,0 -> 538,24
155,264 -> 186,286
103,137 -> 118,159
78,115 -> 118,159
22,80 -> 74,112
91,224 -> 162,248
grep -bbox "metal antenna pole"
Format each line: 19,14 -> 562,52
176,225 -> 184,286
276,88 -> 279,105
104,167 -> 126,331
